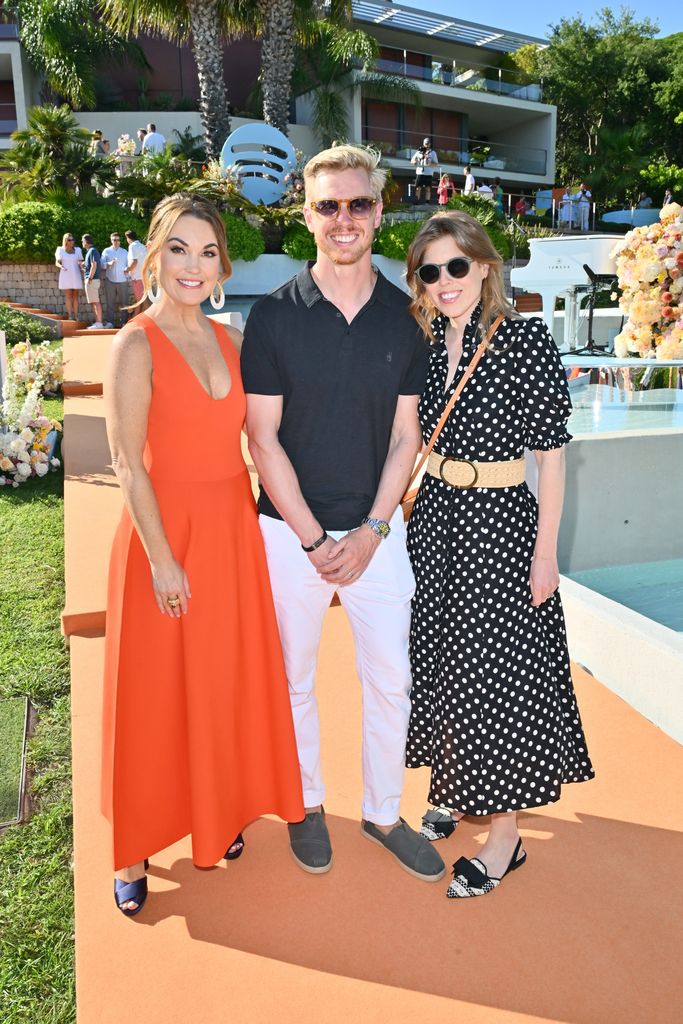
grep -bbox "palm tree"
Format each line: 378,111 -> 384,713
100,0 -> 242,160
5,0 -> 146,109
256,0 -> 297,134
293,23 -> 422,148
0,104 -> 117,197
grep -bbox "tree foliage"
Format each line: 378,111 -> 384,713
5,0 -> 145,109
512,12 -> 682,203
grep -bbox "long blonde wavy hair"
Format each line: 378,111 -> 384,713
406,211 -> 518,341
141,193 -> 232,298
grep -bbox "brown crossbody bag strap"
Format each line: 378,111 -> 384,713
403,314 -> 505,500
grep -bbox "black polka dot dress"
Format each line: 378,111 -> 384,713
406,309 -> 594,815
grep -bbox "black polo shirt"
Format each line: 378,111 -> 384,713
241,263 -> 429,530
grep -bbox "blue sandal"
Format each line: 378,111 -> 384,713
114,874 -> 148,915
114,858 -> 149,916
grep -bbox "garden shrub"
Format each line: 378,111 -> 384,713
0,202 -> 69,262
372,219 -> 423,260
70,207 -> 149,249
281,221 -> 316,261
0,306 -> 58,346
223,212 -> 265,262
0,201 -> 149,262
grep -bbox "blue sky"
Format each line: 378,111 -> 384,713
406,1 -> 677,41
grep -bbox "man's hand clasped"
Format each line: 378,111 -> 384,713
307,525 -> 381,586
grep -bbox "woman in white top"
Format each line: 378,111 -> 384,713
55,233 -> 83,320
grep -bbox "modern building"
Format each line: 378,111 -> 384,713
1,0 -> 556,194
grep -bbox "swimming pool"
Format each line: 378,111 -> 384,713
566,559 -> 683,633
568,384 -> 683,435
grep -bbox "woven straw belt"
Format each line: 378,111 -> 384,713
427,452 -> 526,489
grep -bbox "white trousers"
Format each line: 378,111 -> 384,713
259,510 -> 415,825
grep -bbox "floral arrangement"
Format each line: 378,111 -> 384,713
9,340 -> 63,395
611,203 -> 683,359
116,133 -> 136,157
0,364 -> 61,487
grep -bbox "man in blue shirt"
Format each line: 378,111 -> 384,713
81,234 -> 106,329
101,232 -> 130,327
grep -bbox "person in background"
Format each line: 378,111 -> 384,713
574,183 -> 592,230
636,191 -> 653,209
463,164 -> 476,195
101,232 -> 130,329
55,232 -> 83,322
476,182 -> 494,201
559,187 -> 575,229
124,229 -> 149,315
662,187 -> 673,207
436,173 -> 454,206
515,195 -> 530,218
136,128 -> 147,154
493,177 -> 504,215
142,123 -> 166,155
411,138 -> 438,203
90,130 -> 106,158
81,234 -> 107,329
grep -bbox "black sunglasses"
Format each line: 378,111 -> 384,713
309,196 -> 377,219
416,257 -> 473,285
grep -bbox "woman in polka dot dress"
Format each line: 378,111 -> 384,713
404,212 -> 594,899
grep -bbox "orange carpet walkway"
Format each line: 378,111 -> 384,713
64,334 -> 683,1024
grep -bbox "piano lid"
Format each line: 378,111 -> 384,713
510,234 -> 623,288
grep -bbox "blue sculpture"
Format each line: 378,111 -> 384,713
220,124 -> 297,205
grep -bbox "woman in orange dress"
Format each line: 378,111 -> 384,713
102,194 -> 304,914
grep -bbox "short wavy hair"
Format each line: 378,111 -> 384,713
303,144 -> 387,200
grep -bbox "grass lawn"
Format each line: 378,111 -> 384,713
0,392 -> 75,1024
0,698 -> 26,823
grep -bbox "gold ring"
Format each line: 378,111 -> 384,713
166,595 -> 180,608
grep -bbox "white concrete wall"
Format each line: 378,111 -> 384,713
561,577 -> 683,745
559,431 -> 683,572
72,112 -> 318,161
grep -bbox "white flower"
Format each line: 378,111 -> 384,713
16,462 -> 31,477
16,450 -> 31,463
50,458 -> 61,468
19,427 -> 33,442
34,462 -> 48,477
0,476 -> 5,486
9,438 -> 24,452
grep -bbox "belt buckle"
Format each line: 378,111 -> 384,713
439,456 -> 478,490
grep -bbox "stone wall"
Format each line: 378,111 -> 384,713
0,261 -> 89,316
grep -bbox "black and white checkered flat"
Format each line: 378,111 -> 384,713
447,838 -> 526,899
420,808 -> 459,841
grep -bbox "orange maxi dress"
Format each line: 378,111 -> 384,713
101,313 -> 304,870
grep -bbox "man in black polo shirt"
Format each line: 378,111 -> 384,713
241,144 -> 444,884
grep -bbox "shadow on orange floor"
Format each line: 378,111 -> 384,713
102,811 -> 681,1023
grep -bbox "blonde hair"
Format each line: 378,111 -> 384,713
406,211 -> 518,340
303,144 -> 387,200
62,232 -> 75,246
141,193 -> 232,299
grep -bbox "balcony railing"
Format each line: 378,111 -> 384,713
363,126 -> 547,177
358,53 -> 543,102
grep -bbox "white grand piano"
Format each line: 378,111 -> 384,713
510,234 -> 623,349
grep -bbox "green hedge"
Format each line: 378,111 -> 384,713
0,202 -> 149,263
223,212 -> 265,263
373,215 -> 512,262
281,221 -> 316,262
0,306 -> 58,346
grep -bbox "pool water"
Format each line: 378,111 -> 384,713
568,384 -> 683,434
566,559 -> 683,632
